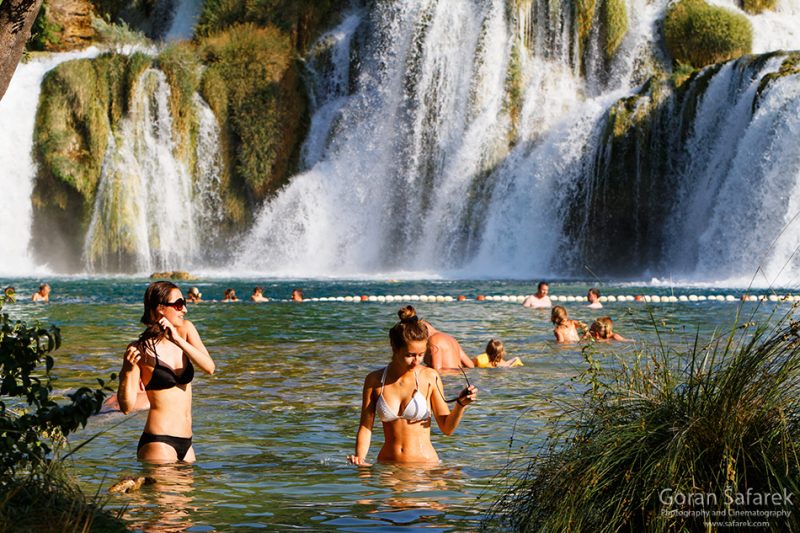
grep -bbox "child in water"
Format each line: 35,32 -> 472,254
551,306 -> 586,343
586,316 -> 630,342
473,339 -> 523,368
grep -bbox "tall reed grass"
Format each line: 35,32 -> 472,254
486,309 -> 800,531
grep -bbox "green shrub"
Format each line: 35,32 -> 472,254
199,23 -> 307,202
601,0 -> 628,61
664,0 -> 752,68
486,313 -> 800,531
741,0 -> 778,14
0,300 -> 122,530
27,1 -> 63,52
574,0 -> 598,58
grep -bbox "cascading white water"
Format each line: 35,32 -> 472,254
666,56 -> 800,285
192,94 -> 225,246
83,68 -> 201,273
0,48 -> 99,275
234,0 -> 661,278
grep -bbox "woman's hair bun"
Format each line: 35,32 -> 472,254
398,305 -> 418,323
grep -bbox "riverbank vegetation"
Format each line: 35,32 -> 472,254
0,300 -> 123,530
486,310 -> 800,530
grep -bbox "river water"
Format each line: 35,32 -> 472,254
2,277 -> 786,530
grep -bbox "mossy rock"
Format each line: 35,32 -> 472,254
574,0 -> 598,58
740,0 -> 778,14
149,270 -> 197,280
600,0 -> 628,61
663,0 -> 752,69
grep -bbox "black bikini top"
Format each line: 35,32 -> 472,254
144,344 -> 194,391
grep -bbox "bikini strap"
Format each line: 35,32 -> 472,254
379,366 -> 388,397
413,369 -> 420,391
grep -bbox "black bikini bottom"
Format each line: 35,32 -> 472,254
137,432 -> 193,461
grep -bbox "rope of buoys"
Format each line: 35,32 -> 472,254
298,294 -> 797,303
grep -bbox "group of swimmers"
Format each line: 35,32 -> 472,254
114,280 -> 629,467
522,281 -> 630,343
185,287 -> 304,303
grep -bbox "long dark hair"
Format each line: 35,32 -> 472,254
138,281 -> 178,348
389,306 -> 428,351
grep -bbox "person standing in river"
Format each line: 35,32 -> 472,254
347,306 -> 477,465
117,281 -> 215,463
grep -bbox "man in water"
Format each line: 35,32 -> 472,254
423,321 -> 474,370
522,281 -> 551,308
587,287 -> 603,309
32,283 -> 50,303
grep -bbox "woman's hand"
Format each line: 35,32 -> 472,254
347,455 -> 372,466
122,345 -> 141,372
456,385 -> 478,407
158,317 -> 179,342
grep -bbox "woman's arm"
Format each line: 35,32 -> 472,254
118,343 -> 143,414
430,370 -> 477,436
162,318 -> 215,374
348,375 -> 376,465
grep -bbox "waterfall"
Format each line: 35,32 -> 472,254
83,68 -> 221,273
0,48 -> 99,275
233,0 -> 660,277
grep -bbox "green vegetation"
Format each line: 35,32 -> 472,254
157,43 -> 202,160
0,300 -> 123,530
487,312 -> 800,531
754,52 -> 800,110
600,0 -> 628,61
740,0 -> 778,14
28,1 -> 63,52
663,0 -> 752,68
32,52 -> 152,270
574,0 -> 597,59
199,23 -> 307,204
196,0 -> 346,52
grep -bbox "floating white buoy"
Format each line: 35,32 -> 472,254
725,295 -> 736,302
652,295 -> 662,303
344,296 -> 353,302
768,294 -> 779,302
688,295 -> 698,302
434,295 -> 444,302
399,294 -> 409,301
499,295 -> 509,302
678,295 -> 689,302
599,296 -> 608,302
669,296 -> 679,303
444,296 -> 454,302
698,295 -> 707,301
376,295 -> 386,302
566,295 -> 576,302
367,295 -> 378,302
308,298 -> 319,302
607,295 -> 617,302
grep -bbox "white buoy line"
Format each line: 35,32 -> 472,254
296,294 -> 799,303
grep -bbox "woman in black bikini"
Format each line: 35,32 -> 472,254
118,281 -> 215,463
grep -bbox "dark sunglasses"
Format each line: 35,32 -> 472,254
445,366 -> 472,403
162,298 -> 186,310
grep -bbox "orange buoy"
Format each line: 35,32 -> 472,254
457,295 -> 466,301
361,295 -> 369,301
476,295 -> 486,301
634,295 -> 644,302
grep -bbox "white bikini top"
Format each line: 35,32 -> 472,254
375,367 -> 431,423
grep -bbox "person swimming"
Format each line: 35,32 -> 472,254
117,281 -> 215,463
473,339 -> 523,368
347,306 -> 477,465
551,306 -> 586,343
586,316 -> 630,342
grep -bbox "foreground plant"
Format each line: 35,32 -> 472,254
486,311 -> 800,531
0,301 -> 124,530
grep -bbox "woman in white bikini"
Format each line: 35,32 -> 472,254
347,306 -> 477,465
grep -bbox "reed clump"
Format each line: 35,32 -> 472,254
486,313 -> 800,531
663,0 -> 752,68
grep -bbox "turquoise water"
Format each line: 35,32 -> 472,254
0,278 -> 786,530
